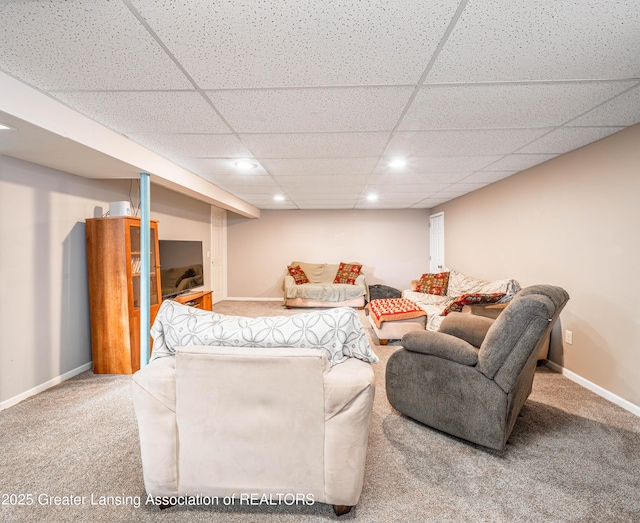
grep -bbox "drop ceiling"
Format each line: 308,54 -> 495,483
0,0 -> 639,211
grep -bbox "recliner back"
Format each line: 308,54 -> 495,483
477,285 -> 570,392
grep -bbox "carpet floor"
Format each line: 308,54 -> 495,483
1,301 -> 639,522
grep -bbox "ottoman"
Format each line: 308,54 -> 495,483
365,298 -> 428,345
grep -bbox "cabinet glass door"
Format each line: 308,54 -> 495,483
130,224 -> 159,309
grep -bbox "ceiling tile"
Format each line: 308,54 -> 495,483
570,85 -> 640,126
367,182 -> 453,193
460,171 -> 515,184
285,186 -> 364,197
355,200 -> 424,209
431,190 -> 469,199
369,173 -> 467,186
367,185 -> 450,198
250,203 -> 298,210
52,91 -> 231,134
400,82 -> 637,130
445,182 -> 490,192
207,87 -> 413,133
375,155 -> 503,174
261,157 -> 378,176
201,175 -> 279,190
519,127 -> 624,154
127,134 -> 252,159
484,154 -> 558,172
290,195 -> 360,203
387,129 -> 550,157
275,174 -> 369,186
0,0 -> 191,90
240,132 -> 390,159
131,0 -> 460,88
297,203 -> 358,210
177,157 -> 269,176
412,198 -> 451,208
428,0 -> 640,82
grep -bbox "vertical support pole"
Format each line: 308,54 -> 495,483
140,173 -> 151,368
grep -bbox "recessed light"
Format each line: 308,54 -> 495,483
234,160 -> 257,170
273,194 -> 285,201
367,194 -> 378,201
0,122 -> 14,130
389,158 -> 406,168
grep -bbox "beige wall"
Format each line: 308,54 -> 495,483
433,124 -> 640,408
227,209 -> 430,298
0,155 -> 212,406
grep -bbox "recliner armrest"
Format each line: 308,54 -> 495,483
440,312 -> 495,348
402,330 -> 479,366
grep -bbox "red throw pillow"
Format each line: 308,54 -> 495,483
288,265 -> 309,285
416,272 -> 450,296
333,262 -> 362,285
442,293 -> 506,315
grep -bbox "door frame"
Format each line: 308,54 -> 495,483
210,206 -> 227,303
429,212 -> 445,273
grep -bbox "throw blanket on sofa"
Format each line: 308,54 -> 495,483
150,300 -> 379,367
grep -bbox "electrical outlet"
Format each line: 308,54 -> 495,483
565,330 -> 573,345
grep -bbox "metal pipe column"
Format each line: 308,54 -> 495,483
140,172 -> 151,368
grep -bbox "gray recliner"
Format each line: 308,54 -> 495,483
386,285 -> 569,451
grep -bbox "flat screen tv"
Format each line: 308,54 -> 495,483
159,240 -> 204,299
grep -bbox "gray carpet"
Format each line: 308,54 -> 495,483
1,301 -> 639,522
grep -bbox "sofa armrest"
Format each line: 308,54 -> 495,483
282,274 -> 297,298
440,312 -> 495,348
402,330 -> 479,366
282,274 -> 295,289
355,274 -> 369,300
131,357 -> 179,496
323,358 -> 375,506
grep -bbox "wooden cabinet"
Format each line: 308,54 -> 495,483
172,290 -> 213,311
86,217 -> 162,374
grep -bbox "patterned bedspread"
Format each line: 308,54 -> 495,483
365,298 -> 427,329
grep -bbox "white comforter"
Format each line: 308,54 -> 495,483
283,274 -> 367,302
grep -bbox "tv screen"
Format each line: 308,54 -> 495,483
159,240 -> 204,299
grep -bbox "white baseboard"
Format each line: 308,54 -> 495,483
545,360 -> 640,417
224,297 -> 283,302
0,362 -> 93,412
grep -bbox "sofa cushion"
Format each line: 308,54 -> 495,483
415,271 -> 450,295
333,262 -> 362,285
288,264 -> 310,285
150,300 -> 379,367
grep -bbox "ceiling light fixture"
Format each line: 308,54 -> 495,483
234,160 -> 257,170
367,194 -> 378,202
0,122 -> 14,130
273,194 -> 285,201
389,158 -> 406,168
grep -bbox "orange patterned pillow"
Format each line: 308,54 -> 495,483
288,265 -> 309,285
333,262 -> 362,285
416,272 -> 450,295
442,293 -> 506,316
